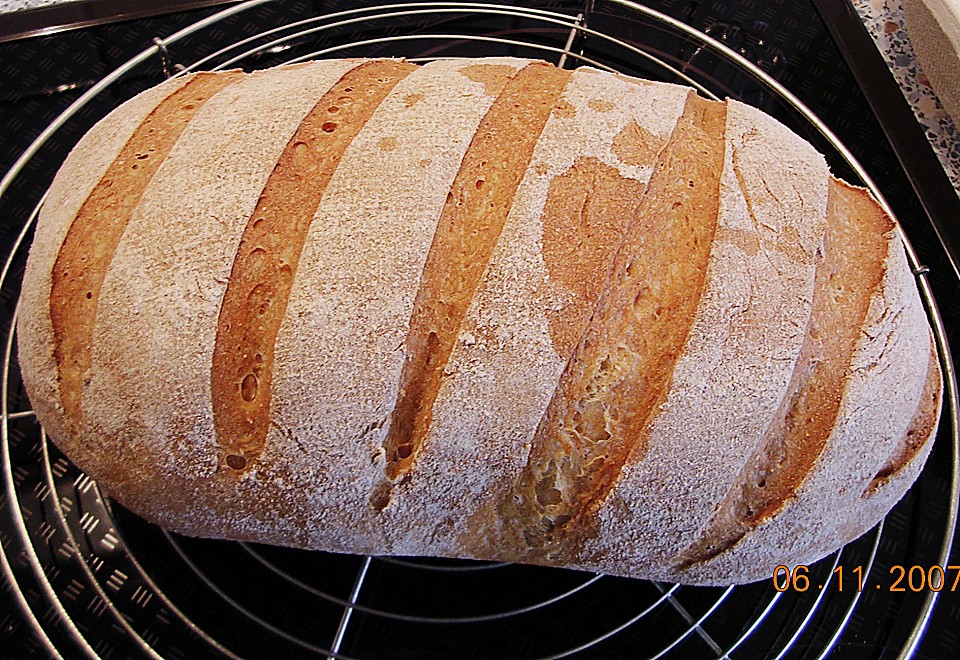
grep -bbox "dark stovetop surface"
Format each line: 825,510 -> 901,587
1,1 -> 958,658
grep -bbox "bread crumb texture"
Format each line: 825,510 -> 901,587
16,59 -> 940,584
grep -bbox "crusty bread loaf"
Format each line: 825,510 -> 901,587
16,58 -> 942,585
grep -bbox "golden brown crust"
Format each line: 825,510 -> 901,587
674,184 -> 937,585
864,343 -> 942,497
540,156 -> 647,357
482,93 -> 726,562
264,57 -> 531,555
577,97 -> 834,582
16,59 -> 941,586
73,60 -> 367,544
374,62 -> 573,500
385,67 -> 691,558
17,75 -> 192,461
676,176 -> 894,569
50,71 -> 242,432
211,60 -> 416,473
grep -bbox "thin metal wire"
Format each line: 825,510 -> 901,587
98,498 -> 243,659
177,3 -> 719,99
536,583 -> 682,660
898,272 -> 960,660
659,585 -> 724,655
161,530 -> 344,657
816,521 -> 885,659
720,591 -> 783,659
2,300 -> 97,660
769,549 -> 846,660
238,542 -> 606,623
280,33 -> 620,73
330,556 -> 371,657
376,556 -> 509,571
37,427 -> 165,660
651,586 -> 736,660
196,8 -> 559,69
181,2 -> 577,72
556,11 -> 583,69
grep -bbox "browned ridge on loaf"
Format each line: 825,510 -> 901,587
864,344 -> 941,497
50,71 -> 243,430
371,62 -> 573,509
676,178 -> 894,569
211,60 -> 416,472
492,93 -> 727,558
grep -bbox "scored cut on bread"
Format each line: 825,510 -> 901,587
16,58 -> 941,585
17,73 -> 193,458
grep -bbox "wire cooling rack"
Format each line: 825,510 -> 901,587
1,1 -> 958,657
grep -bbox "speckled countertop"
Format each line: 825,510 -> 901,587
0,0 -> 81,11
853,0 -> 960,193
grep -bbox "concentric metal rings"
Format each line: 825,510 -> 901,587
0,1 -> 956,657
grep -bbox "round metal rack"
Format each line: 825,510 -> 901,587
1,1 -> 957,657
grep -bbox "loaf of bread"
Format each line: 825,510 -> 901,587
17,58 -> 942,585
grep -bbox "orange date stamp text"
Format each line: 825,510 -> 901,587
773,564 -> 957,592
